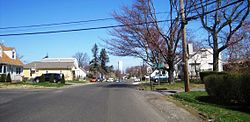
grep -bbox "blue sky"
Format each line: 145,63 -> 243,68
0,0 -> 204,69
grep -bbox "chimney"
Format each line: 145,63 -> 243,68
187,43 -> 193,55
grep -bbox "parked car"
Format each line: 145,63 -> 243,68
34,73 -> 62,83
107,78 -> 114,82
134,78 -> 141,82
150,74 -> 168,83
90,77 -> 97,82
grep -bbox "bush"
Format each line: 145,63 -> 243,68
0,74 -> 6,82
6,73 -> 12,82
49,75 -> 55,83
61,74 -> 65,84
200,71 -> 227,82
204,72 -> 250,105
40,75 -> 45,82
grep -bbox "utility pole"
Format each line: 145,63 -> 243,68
179,0 -> 190,92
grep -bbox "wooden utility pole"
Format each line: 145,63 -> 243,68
179,0 -> 190,92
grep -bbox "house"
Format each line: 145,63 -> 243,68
177,44 -> 223,78
0,44 -> 23,81
149,43 -> 224,80
23,58 -> 86,81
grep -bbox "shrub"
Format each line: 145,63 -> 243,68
204,72 -> 250,105
61,74 -> 65,84
6,73 -> 12,82
49,75 -> 54,83
200,71 -> 227,82
40,75 -> 45,82
0,74 -> 6,82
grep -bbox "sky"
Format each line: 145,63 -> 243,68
0,0 -> 204,70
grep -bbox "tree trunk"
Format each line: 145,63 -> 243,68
168,61 -> 175,84
213,50 -> 219,71
212,34 -> 219,71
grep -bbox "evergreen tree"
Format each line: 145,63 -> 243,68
99,48 -> 109,74
6,73 -> 11,82
89,43 -> 100,76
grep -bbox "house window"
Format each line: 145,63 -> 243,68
201,51 -> 207,58
11,66 -> 14,74
16,67 -> 21,74
0,65 -> 2,73
3,66 -> 6,73
12,51 -> 15,59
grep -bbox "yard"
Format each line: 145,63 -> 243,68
169,91 -> 250,122
139,81 -> 205,91
0,80 -> 90,89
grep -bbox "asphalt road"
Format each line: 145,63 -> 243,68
0,82 -> 200,122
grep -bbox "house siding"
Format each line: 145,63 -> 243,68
23,68 -> 74,81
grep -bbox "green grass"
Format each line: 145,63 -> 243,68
139,82 -> 204,90
0,82 -> 68,88
66,80 -> 88,84
31,82 -> 68,87
171,91 -> 250,122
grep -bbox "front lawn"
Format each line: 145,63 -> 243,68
139,81 -> 204,91
171,91 -> 250,122
66,80 -> 88,84
0,82 -> 69,89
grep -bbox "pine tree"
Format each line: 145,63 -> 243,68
89,43 -> 100,76
99,48 -> 109,74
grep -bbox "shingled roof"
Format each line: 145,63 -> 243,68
0,45 -> 23,66
24,61 -> 76,69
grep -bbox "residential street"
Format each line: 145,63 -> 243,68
0,82 -> 201,122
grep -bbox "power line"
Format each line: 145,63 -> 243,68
0,17 -> 114,30
0,12 -> 169,30
0,0 -> 218,30
0,0 -> 243,37
0,20 -> 170,37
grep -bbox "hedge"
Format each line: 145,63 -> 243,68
0,74 -> 6,82
204,72 -> 250,105
6,73 -> 12,82
200,71 -> 227,81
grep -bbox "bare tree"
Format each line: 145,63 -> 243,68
73,52 -> 89,68
105,0 -> 194,83
192,0 -> 249,71
226,21 -> 250,62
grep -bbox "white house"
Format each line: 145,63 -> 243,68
0,44 -> 23,81
149,43 -> 223,80
177,43 -> 223,78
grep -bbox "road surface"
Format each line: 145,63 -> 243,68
0,82 -> 200,122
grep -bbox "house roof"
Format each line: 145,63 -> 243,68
24,61 -> 76,69
0,44 -> 14,51
0,45 -> 23,66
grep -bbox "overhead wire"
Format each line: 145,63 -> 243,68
0,0 -> 218,30
0,0 -> 244,37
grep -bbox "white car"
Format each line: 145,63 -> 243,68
134,78 -> 140,82
107,78 -> 114,82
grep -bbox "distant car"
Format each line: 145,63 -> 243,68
90,77 -> 97,82
34,73 -> 62,83
134,78 -> 140,82
107,78 -> 114,82
151,74 -> 168,83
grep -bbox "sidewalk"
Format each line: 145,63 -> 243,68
156,88 -> 205,95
